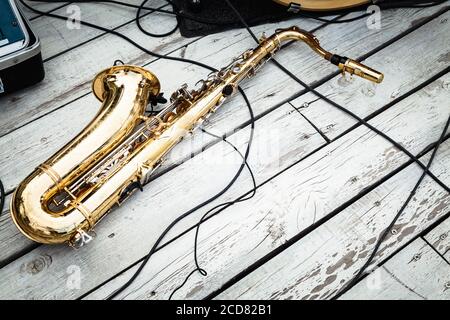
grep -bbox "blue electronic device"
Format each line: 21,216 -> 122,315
0,0 -> 44,96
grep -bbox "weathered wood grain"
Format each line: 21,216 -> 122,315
0,15 -> 322,266
213,143 -> 450,300
29,0 -> 167,61
0,18 -> 324,193
422,146 -> 450,258
0,6 -> 445,194
164,5 -> 449,140
0,5 -> 444,139
19,1 -> 69,20
424,217 -> 450,261
292,11 -> 450,140
340,239 -> 450,300
0,5 -> 445,267
0,2 -> 197,137
0,194 -> 36,267
79,74 -> 448,299
0,4 -> 446,297
0,5 -> 446,292
0,102 -> 327,298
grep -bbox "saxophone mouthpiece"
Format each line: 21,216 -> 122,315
330,54 -> 384,84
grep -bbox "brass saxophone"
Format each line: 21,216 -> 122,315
11,27 -> 383,247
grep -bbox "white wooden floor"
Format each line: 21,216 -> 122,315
0,1 -> 449,300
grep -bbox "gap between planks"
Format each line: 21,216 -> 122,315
85,88 -> 449,299
1,66 -> 447,300
0,2 -> 446,270
0,4 -> 450,298
340,237 -> 450,300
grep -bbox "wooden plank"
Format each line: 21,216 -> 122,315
0,17 -> 324,193
0,6 -> 448,299
0,5 -> 447,290
292,11 -> 450,140
80,72 -> 450,299
0,5 -> 444,138
0,6 -> 445,194
29,0 -> 167,61
0,5 -> 445,265
424,218 -> 450,261
0,194 -> 35,267
19,1 -> 70,20
340,238 -> 450,300
0,100 -> 324,265
0,3 -> 198,138
421,142 -> 450,262
0,102 -> 328,298
0,16 -> 323,265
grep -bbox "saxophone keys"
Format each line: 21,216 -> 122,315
259,32 -> 267,43
118,179 -> 144,205
232,65 -> 241,74
163,111 -> 176,123
202,116 -> 211,127
222,84 -> 236,97
139,115 -> 150,122
188,115 -> 207,134
195,79 -> 205,87
138,79 -> 149,88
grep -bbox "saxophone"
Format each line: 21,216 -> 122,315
11,27 -> 383,247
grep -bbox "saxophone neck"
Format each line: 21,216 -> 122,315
269,26 -> 332,59
262,26 -> 384,84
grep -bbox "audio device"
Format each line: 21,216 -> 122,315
0,0 -> 44,96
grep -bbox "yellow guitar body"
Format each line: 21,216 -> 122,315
273,0 -> 370,11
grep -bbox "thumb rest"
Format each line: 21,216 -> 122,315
10,26 -> 383,247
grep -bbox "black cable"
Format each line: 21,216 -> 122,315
223,0 -> 450,299
295,12 -> 371,24
20,0 -> 257,300
271,60 -> 449,193
292,0 -> 449,24
108,87 -> 256,300
27,0 -> 249,26
294,0 -> 447,25
334,114 -> 450,298
19,0 -> 449,300
136,0 -> 178,38
224,0 -> 449,193
29,0 -> 447,27
168,128 -> 257,300
0,180 -> 5,216
377,0 -> 448,9
20,0 -> 217,71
